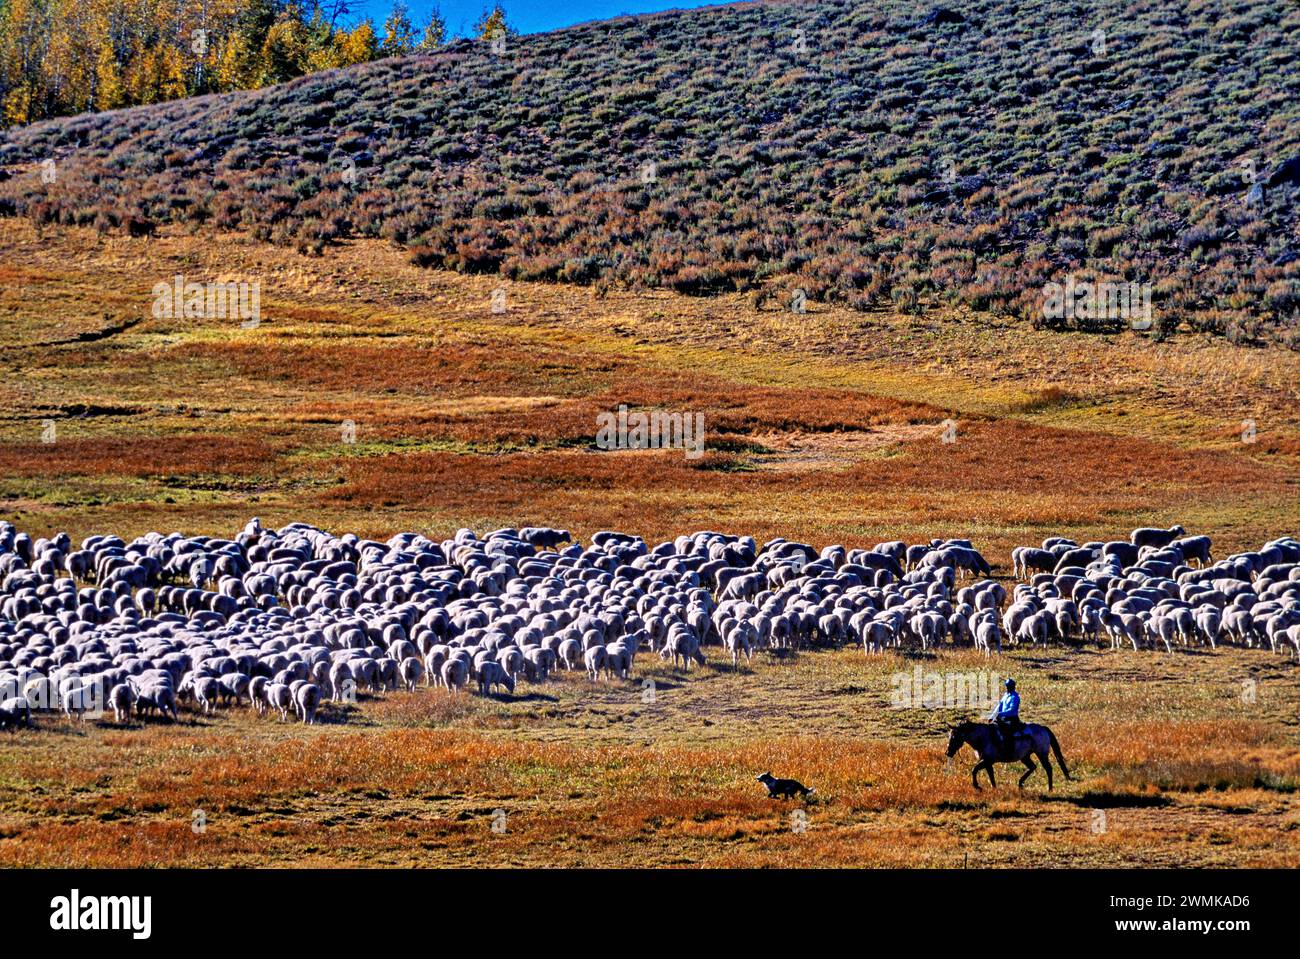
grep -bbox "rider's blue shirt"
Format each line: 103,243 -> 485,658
991,691 -> 1020,720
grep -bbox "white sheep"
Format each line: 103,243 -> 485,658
266,682 -> 292,721
477,661 -> 515,696
441,658 -> 469,693
399,656 -> 424,692
584,645 -> 608,681
108,683 -> 135,723
294,682 -> 321,724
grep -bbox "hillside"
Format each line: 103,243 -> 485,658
4,218 -> 1297,547
1,0 -> 1298,345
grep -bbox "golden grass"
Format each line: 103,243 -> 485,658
0,223 -> 1298,867
0,646 -> 1296,867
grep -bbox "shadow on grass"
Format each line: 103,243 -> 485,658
496,691 -> 560,704
1054,790 -> 1172,809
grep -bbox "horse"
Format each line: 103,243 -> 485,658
946,720 -> 1073,790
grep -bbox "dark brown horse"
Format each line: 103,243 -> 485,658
946,720 -> 1073,790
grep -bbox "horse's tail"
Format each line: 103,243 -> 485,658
1048,729 -> 1073,781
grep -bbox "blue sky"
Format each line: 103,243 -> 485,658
349,1 -> 727,38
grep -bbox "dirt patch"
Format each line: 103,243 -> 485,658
749,425 -> 938,472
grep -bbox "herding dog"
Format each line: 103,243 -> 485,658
756,771 -> 814,799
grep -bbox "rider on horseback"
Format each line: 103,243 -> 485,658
988,678 -> 1023,755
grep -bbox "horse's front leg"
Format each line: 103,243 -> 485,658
985,761 -> 997,788
970,761 -> 984,791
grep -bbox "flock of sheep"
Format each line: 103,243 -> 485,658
0,518 -> 1295,730
1007,526 -> 1300,656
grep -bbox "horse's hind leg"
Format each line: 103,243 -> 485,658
1039,750 -> 1054,790
1018,758 -> 1037,788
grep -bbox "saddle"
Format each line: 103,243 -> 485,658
992,719 -> 1025,754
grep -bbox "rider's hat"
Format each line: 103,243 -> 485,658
1004,677 -> 1016,689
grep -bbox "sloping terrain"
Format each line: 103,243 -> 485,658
1,0 -> 1297,343
2,221 -> 1297,550
1,1 -> 1299,872
0,215 -> 1297,870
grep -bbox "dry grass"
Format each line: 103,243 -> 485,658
0,434 -> 280,478
0,223 -> 1297,867
0,646 -> 1295,867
